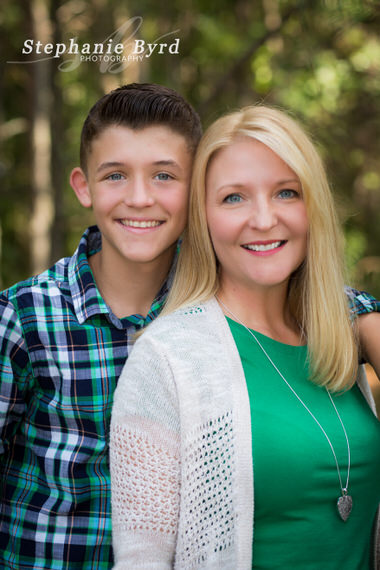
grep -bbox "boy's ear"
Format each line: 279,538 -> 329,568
70,167 -> 92,208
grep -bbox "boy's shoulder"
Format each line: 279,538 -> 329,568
1,226 -> 99,314
345,285 -> 380,316
0,226 -> 105,333
0,261 -> 75,346
1,255 -> 71,308
0,257 -> 73,352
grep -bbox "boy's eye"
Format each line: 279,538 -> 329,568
224,193 -> 243,204
278,189 -> 299,199
106,173 -> 124,181
154,172 -> 173,181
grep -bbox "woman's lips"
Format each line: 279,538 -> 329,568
242,240 -> 287,255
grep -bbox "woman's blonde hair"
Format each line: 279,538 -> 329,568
164,104 -> 358,392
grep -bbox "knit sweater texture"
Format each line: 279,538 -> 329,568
110,297 -> 379,569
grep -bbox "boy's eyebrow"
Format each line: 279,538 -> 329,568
96,161 -> 125,173
152,160 -> 182,169
96,159 -> 183,174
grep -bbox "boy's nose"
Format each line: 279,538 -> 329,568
124,179 -> 155,208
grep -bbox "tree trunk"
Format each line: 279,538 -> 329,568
50,2 -> 65,263
30,0 -> 54,275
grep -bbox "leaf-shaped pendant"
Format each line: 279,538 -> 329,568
337,494 -> 352,521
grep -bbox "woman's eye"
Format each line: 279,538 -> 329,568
155,172 -> 173,181
278,189 -> 299,199
106,173 -> 124,181
224,193 -> 243,204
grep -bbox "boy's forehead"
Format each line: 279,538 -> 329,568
95,123 -> 191,148
88,124 -> 194,171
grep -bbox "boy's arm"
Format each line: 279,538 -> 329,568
357,313 -> 380,381
345,286 -> 380,381
0,295 -> 29,452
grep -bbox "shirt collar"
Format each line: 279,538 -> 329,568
68,226 -> 110,325
68,226 -> 179,328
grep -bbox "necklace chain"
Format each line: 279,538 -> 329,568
216,296 -> 351,496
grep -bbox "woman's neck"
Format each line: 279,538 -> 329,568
216,281 -> 303,346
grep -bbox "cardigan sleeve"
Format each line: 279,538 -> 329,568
110,333 -> 180,569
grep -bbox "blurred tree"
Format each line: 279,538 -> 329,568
1,0 -> 31,287
50,0 -> 66,262
29,0 -> 54,274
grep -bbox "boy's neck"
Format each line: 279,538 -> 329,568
89,246 -> 175,319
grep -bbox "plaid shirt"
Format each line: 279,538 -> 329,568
0,226 -> 177,569
345,285 -> 380,317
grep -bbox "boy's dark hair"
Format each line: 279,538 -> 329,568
80,83 -> 202,173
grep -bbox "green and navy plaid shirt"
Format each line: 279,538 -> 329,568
345,285 -> 380,317
0,226 -> 177,569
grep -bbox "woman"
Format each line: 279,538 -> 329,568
110,105 -> 380,569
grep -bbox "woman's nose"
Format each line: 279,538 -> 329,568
248,197 -> 278,231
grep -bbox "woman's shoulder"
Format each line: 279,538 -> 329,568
137,297 -> 223,347
148,298 -> 217,330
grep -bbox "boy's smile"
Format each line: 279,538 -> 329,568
119,219 -> 162,229
71,124 -> 192,272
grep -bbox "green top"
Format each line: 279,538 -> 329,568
227,317 -> 380,569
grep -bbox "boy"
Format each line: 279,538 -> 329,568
0,83 -> 202,569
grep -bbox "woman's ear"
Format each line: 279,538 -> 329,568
70,167 -> 92,208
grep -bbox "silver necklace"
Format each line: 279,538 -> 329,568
216,296 -> 353,522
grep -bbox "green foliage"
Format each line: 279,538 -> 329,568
1,0 -> 380,297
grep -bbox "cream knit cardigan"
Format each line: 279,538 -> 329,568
110,297 -> 379,569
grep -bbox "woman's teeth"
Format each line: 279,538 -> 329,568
244,241 -> 282,252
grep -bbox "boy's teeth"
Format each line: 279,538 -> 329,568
244,241 -> 282,252
121,220 -> 161,228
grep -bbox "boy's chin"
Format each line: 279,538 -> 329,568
119,243 -> 177,266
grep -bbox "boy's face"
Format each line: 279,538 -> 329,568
71,124 -> 192,269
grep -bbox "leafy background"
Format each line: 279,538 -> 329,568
1,0 -> 379,402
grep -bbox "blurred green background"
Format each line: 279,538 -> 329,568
1,0 -> 380,297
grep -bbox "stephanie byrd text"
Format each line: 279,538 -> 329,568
22,38 -> 180,59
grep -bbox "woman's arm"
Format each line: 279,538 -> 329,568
110,334 -> 181,569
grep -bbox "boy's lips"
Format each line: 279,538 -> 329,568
119,219 -> 164,229
242,240 -> 287,253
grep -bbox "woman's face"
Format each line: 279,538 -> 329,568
205,137 -> 309,295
